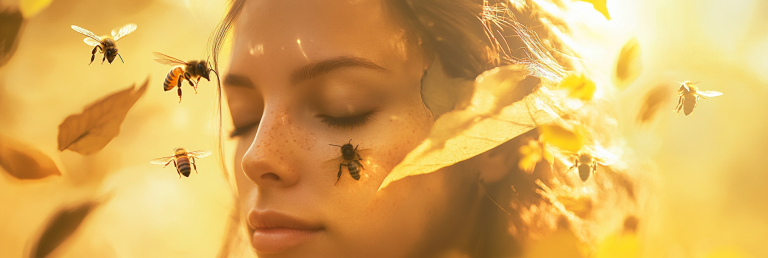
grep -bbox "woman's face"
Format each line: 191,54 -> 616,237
225,0 -> 476,257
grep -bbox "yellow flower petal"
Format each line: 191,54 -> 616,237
539,124 -> 586,152
560,73 -> 597,101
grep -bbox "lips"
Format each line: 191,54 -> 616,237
248,210 -> 323,253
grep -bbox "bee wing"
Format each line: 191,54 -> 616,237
152,52 -> 188,66
698,90 -> 723,98
322,156 -> 346,169
150,156 -> 176,165
111,23 -> 137,41
71,25 -> 102,42
187,150 -> 212,158
83,37 -> 101,47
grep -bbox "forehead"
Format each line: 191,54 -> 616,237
230,0 -> 413,74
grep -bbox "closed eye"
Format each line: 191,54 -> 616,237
317,111 -> 375,129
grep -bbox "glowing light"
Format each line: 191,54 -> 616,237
297,39 -> 309,60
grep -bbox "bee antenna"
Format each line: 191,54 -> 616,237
348,139 -> 352,144
117,53 -> 125,63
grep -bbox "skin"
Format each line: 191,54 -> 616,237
224,0 -> 507,257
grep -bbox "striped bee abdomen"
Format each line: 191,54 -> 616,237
177,157 -> 191,177
163,67 -> 185,91
347,161 -> 361,180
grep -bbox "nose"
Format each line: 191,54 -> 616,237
241,111 -> 300,188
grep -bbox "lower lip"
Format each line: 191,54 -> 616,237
252,228 -> 321,253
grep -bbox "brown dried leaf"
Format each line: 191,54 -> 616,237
0,8 -> 24,68
379,65 -> 564,191
615,38 -> 642,89
31,201 -> 100,258
0,135 -> 61,179
58,77 -> 149,155
636,84 -> 674,124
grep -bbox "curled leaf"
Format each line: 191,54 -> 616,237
379,65 -> 564,191
58,77 -> 149,155
559,73 -> 596,101
0,8 -> 24,68
576,0 -> 610,20
0,135 -> 61,179
615,38 -> 642,89
636,84 -> 673,124
20,0 -> 54,18
539,124 -> 586,152
31,201 -> 100,258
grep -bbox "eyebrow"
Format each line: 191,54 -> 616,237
223,56 -> 386,88
290,56 -> 386,84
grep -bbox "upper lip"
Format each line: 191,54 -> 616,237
248,210 -> 323,230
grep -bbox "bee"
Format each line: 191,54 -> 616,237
150,148 -> 211,178
152,52 -> 214,103
71,24 -> 136,65
567,146 -> 616,182
326,140 -> 369,185
674,81 -> 723,116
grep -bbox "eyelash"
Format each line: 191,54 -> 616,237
229,120 -> 260,139
229,111 -> 375,137
317,111 -> 375,129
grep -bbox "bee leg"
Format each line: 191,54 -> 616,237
674,96 -> 684,116
191,157 -> 198,174
335,163 -> 343,186
163,159 -> 174,168
89,46 -> 100,65
177,79 -> 183,103
197,77 -> 202,85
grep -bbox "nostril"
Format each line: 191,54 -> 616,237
260,173 -> 280,181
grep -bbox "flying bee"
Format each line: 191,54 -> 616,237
153,52 -> 214,103
674,81 -> 723,116
566,146 -> 617,182
150,148 -> 211,178
325,139 -> 370,185
71,24 -> 136,65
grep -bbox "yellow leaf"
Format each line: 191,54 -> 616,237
0,135 -> 61,179
577,0 -> 610,20
615,38 -> 642,89
560,73 -> 596,101
0,9 -> 24,68
636,83 -> 674,125
594,234 -> 640,258
378,65 -> 562,191
539,124 -> 586,152
20,0 -> 54,18
58,77 -> 149,155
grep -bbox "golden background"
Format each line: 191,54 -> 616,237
0,0 -> 765,257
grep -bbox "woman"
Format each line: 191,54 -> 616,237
211,0 -> 639,257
